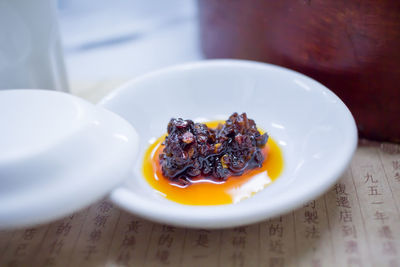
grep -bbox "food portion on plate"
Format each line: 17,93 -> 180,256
142,113 -> 284,205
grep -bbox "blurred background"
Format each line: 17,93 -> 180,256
57,0 -> 201,100
1,0 -> 398,141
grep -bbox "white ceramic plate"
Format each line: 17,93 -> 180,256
100,59 -> 357,228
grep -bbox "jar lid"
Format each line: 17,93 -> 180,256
0,90 -> 139,229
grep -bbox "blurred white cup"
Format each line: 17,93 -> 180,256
0,0 -> 68,91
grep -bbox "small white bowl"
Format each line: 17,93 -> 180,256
100,59 -> 357,228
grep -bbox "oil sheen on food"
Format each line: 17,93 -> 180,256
142,121 -> 284,205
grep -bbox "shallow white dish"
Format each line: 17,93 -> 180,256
100,59 -> 357,228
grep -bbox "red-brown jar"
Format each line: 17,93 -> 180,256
198,0 -> 400,142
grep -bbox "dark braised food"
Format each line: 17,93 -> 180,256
159,113 -> 268,185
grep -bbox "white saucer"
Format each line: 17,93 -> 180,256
100,59 -> 358,228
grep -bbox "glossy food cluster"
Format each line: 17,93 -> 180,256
159,113 -> 268,185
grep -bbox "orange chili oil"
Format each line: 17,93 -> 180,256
142,121 -> 284,205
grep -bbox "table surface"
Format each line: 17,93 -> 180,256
0,140 -> 399,267
1,2 -> 400,266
